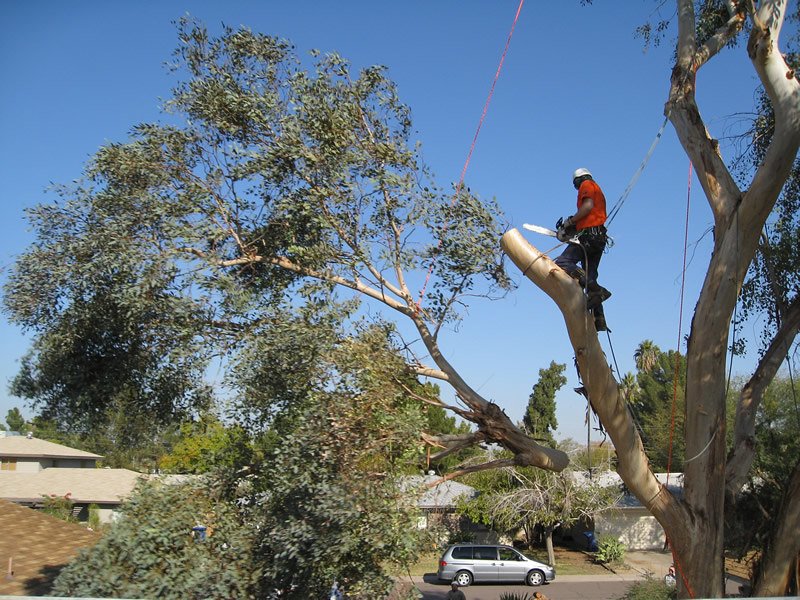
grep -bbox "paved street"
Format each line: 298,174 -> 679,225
406,573 -> 639,600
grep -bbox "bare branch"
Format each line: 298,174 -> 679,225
726,296 -> 800,496
407,364 -> 450,382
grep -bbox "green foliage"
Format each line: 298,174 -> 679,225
242,326 -> 433,598
725,376 -> 800,559
87,504 -> 102,531
54,323 -> 433,599
40,494 -> 77,523
619,577 -> 676,600
159,414 -> 253,474
52,479 -> 256,599
626,342 -> 686,471
5,407 -> 26,432
595,536 -> 625,565
2,17 -> 509,457
459,450 -> 619,548
523,361 -> 565,446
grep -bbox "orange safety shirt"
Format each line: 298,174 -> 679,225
575,179 -> 606,230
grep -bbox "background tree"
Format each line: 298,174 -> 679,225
4,407 -> 25,432
725,375 -> 800,592
634,340 -> 659,374
522,361 -> 565,447
502,1 -> 800,596
628,343 -> 687,472
459,448 -> 619,566
52,479 -> 257,600
2,17 -> 566,480
158,413 -> 253,474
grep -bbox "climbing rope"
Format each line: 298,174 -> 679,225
666,161 -> 692,481
662,160 -> 696,600
606,115 -> 670,227
417,0 -> 525,310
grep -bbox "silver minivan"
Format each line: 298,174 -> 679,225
437,544 -> 556,587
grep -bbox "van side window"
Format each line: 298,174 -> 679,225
451,547 -> 473,559
473,546 -> 498,560
498,547 -> 522,561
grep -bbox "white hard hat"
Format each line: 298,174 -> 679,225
572,168 -> 592,180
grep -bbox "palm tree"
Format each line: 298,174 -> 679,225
634,340 -> 659,373
619,372 -> 639,404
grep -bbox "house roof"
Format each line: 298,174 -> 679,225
569,470 -> 684,509
0,435 -> 103,460
404,474 -> 477,509
0,498 -> 99,596
0,468 -> 143,504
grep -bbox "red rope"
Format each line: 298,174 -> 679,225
667,160 -> 695,599
416,0 -> 525,309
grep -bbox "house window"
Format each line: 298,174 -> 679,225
0,458 -> 16,471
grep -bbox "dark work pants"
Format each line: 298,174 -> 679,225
554,234 -> 607,319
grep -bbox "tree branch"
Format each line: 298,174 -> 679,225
408,364 -> 450,382
694,11 -> 746,71
500,229 -> 689,530
181,247 -> 413,314
423,432 -> 487,463
726,296 -> 800,496
427,458 -> 518,486
752,456 -> 800,596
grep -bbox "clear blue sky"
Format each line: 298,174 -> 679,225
0,1 -> 774,442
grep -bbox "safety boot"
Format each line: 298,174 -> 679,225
586,282 -> 611,310
594,312 -> 610,332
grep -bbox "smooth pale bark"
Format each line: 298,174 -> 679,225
501,230 -> 691,539
664,1 -> 800,597
502,2 -> 800,596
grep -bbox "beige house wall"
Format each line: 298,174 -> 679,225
4,458 -> 42,473
594,508 -> 665,551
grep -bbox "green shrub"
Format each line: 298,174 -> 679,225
619,577 -> 676,599
40,494 -> 76,522
595,536 -> 625,564
87,503 -> 101,530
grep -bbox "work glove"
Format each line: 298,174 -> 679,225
556,216 -> 575,242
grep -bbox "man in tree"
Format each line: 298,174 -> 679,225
554,168 -> 611,331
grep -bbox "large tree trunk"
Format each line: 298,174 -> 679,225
664,2 -> 800,597
505,2 -> 800,596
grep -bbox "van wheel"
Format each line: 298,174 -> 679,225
454,571 -> 473,587
526,569 -> 545,586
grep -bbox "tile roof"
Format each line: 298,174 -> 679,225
0,498 -> 99,596
0,436 -> 102,460
0,468 -> 144,504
